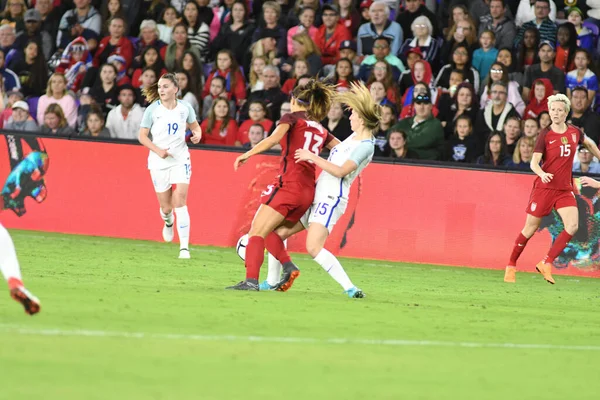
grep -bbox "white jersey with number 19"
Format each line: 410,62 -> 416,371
141,99 -> 197,170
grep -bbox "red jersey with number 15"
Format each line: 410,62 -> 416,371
277,111 -> 335,186
533,124 -> 585,190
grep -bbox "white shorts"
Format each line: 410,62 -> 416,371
300,196 -> 347,233
150,163 -> 192,192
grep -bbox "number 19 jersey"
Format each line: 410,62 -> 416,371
141,99 -> 197,170
533,124 -> 585,190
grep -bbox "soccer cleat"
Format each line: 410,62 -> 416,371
504,266 -> 516,283
536,261 -> 555,284
162,223 -> 174,242
226,280 -> 259,291
179,248 -> 190,259
10,286 -> 40,315
344,287 -> 365,298
275,266 -> 300,292
259,280 -> 277,291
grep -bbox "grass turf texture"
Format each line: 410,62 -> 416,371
1,230 -> 600,400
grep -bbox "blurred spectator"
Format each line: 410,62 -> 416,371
135,67 -> 156,107
164,23 -> 202,72
366,60 -> 399,104
397,16 -> 439,68
369,81 -> 389,105
156,5 -> 179,44
538,110 -> 550,129
323,58 -> 357,92
37,73 -> 77,128
522,117 -> 539,139
200,98 -> 238,146
554,22 -> 577,74
282,32 -> 322,77
88,63 -> 119,116
55,37 -> 92,93
211,1 -> 255,66
568,87 -> 600,143
81,106 -> 110,137
439,82 -> 478,139
400,79 -> 439,119
0,48 -> 20,91
478,0 -> 517,50
286,0 -> 322,29
40,104 -> 76,136
251,2 -> 287,59
475,81 -> 519,148
315,4 -> 351,67
507,136 -> 534,169
9,40 -> 48,97
435,43 -> 480,93
0,87 -> 23,128
202,75 -> 235,119
359,35 -> 404,82
245,28 -> 281,76
384,129 -> 419,159
281,59 -> 308,95
133,20 -> 167,69
398,47 -> 422,95
240,66 -> 287,122
180,49 -> 203,94
92,16 -> 133,73
523,78 -> 552,120
357,1 -> 403,56
287,6 -> 318,56
131,45 -> 167,88
5,100 -> 37,131
236,100 -> 273,145
202,49 -> 246,106
337,0 -> 360,37
57,0 -> 102,50
515,26 -> 539,71
440,17 -> 477,67
0,24 -> 18,67
14,9 -> 53,60
480,62 -> 525,115
1,0 -> 26,34
567,7 -> 593,52
373,103 -> 396,155
396,0 -> 439,40
573,145 -> 600,173
515,0 -> 556,27
195,0 -> 215,30
337,40 -> 360,76
475,131 -> 510,166
100,0 -> 127,37
522,41 -> 564,100
514,0 -> 557,46
182,1 -> 210,62
496,47 -> 524,88
175,70 -> 200,117
36,0 -> 61,40
243,123 -> 266,149
322,101 -> 351,141
503,115 -> 522,155
565,49 -> 597,107
137,0 -> 168,29
107,54 -> 130,86
442,3 -> 468,39
442,114 -> 477,163
105,85 -> 143,140
472,30 -> 498,82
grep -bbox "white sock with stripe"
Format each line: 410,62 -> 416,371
160,209 -> 174,225
175,206 -> 190,249
313,248 -> 354,291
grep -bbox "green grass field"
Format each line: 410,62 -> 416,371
2,230 -> 600,400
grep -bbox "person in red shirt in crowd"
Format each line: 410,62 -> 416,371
55,36 -> 91,93
314,4 -> 351,67
523,78 -> 553,120
236,100 -> 273,145
200,98 -> 238,146
281,59 -> 308,95
93,16 -> 134,70
227,79 -> 337,291
504,94 -> 600,284
201,49 -> 246,106
337,0 -> 361,37
131,45 -> 168,89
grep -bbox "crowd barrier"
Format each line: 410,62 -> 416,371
1,132 -> 599,278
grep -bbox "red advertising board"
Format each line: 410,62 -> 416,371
1,134 -> 599,277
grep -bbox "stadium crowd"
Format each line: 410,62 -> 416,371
0,0 -> 599,171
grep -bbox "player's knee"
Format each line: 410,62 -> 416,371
565,221 -> 578,235
305,241 -> 322,258
161,206 -> 173,215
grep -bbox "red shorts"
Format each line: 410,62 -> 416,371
526,188 -> 577,217
260,181 -> 315,223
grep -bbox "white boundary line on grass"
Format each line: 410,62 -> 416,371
1,325 -> 600,351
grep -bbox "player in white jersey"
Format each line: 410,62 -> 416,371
138,73 -> 202,259
262,82 -> 381,298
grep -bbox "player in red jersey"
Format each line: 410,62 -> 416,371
227,80 -> 337,290
504,94 -> 600,284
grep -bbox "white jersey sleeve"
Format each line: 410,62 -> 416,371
140,102 -> 158,129
348,141 -> 375,167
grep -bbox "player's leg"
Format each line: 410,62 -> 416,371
505,213 -> 542,282
151,169 -> 175,243
263,222 -> 305,290
537,205 -> 579,285
0,224 -> 40,315
172,183 -> 191,259
264,221 -> 305,291
227,204 -> 286,290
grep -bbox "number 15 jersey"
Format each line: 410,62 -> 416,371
533,124 -> 585,190
141,99 -> 197,170
277,111 -> 334,187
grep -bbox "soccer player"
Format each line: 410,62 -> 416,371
504,93 -> 600,284
261,82 -> 381,297
0,199 -> 40,314
138,73 -> 202,259
227,79 -> 337,291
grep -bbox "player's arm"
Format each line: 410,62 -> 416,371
138,127 -> 169,159
297,152 -> 357,178
325,136 -> 341,149
187,121 -> 202,144
530,152 -> 553,183
582,136 -> 600,160
233,123 -> 290,170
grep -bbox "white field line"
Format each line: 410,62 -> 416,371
1,325 -> 599,351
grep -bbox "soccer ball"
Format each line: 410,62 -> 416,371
236,234 -> 249,261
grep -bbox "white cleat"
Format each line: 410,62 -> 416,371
162,223 -> 174,242
179,248 -> 191,259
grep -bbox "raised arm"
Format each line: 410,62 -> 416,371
233,123 -> 290,170
295,149 -> 358,179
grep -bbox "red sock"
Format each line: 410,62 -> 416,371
7,277 -> 23,290
508,233 -> 530,267
245,236 -> 265,280
265,232 -> 291,264
545,230 -> 573,264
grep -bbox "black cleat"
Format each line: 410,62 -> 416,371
226,280 -> 259,291
275,264 -> 301,292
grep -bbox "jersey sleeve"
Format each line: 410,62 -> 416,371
183,100 -> 197,123
140,102 -> 157,128
348,141 -> 375,166
534,129 -> 548,153
279,112 -> 298,128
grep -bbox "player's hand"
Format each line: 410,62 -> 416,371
294,149 -> 314,163
156,148 -> 170,159
190,131 -> 202,144
541,172 -> 554,183
234,154 -> 249,170
580,176 -> 600,189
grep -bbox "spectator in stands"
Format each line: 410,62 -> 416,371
164,22 -> 202,71
175,70 -> 200,117
36,0 -> 60,40
478,0 -> 517,50
202,75 -> 234,119
358,0 -> 372,25
105,85 -> 143,140
40,103 -> 76,136
203,49 -> 247,106
397,16 -> 439,69
568,86 -> 600,143
515,0 -> 556,27
55,37 -> 91,94
138,0 -> 168,29
36,73 -> 77,128
440,16 -> 477,67
248,55 -> 267,92
181,49 -> 203,95
209,0 -> 234,40
182,1 -> 210,62
4,100 -> 37,132
554,22 -> 577,74
14,9 -> 53,61
322,101 -> 351,141
241,65 -> 287,122
100,0 -> 127,37
384,129 -> 419,159
243,123 -> 266,149
538,109 -> 550,129
523,78 -> 552,119
357,1 -> 403,56
81,106 -> 110,138
496,47 -> 524,88
566,49 -> 597,107
480,62 -> 525,115
473,30 -> 499,82
252,1 -> 287,59
475,131 -> 510,166
134,20 -> 167,69
396,0 -> 439,40
399,73 -> 440,119
439,82 -> 478,139
135,67 -> 156,107
315,4 -> 351,67
107,54 -> 130,86
236,100 -> 273,145
523,117 -> 539,139
392,91 -> 444,160
442,114 -> 477,163
369,80 -> 389,105
567,7 -> 593,52
282,31 -> 322,76
0,0 -> 26,34
245,28 -> 281,76
359,35 -> 403,82
373,103 -> 395,155
0,87 -> 23,128
337,0 -> 360,37
0,24 -> 18,67
337,39 -> 360,76
88,63 -> 119,116
442,3 -> 468,38
200,98 -> 238,146
57,0 -> 102,51
435,43 -> 480,93
398,47 -> 422,96
0,48 -> 20,91
515,26 -> 539,71
286,0 -> 322,29
324,57 -> 357,91
507,136 -> 534,169
503,115 -> 522,155
211,0 -> 255,66
281,59 -> 308,95
131,45 -> 167,88
9,40 -> 48,97
287,6 -> 318,56
573,145 -> 600,173
156,5 -> 178,44
522,41 -> 564,100
475,81 -> 519,147
92,16 -> 134,71
514,0 -> 557,46
366,60 -> 399,105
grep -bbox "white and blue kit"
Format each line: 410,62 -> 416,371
141,99 -> 197,192
300,134 -> 375,233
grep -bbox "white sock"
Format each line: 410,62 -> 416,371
314,248 -> 354,291
175,206 -> 190,249
160,208 -> 174,225
0,224 -> 22,283
266,252 -> 282,286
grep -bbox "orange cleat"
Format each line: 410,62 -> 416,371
10,286 -> 41,315
504,266 -> 516,283
535,261 -> 555,284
